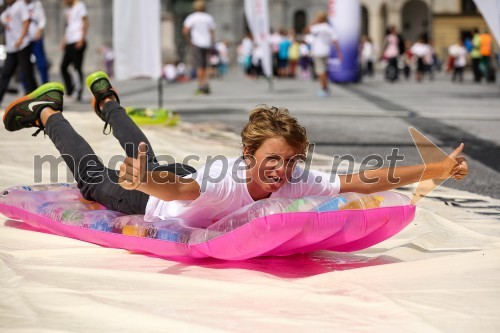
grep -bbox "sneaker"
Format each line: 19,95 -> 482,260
3,82 -> 64,136
85,71 -> 120,134
316,89 -> 331,98
194,85 -> 211,95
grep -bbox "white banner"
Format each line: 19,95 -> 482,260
474,0 -> 500,45
112,0 -> 162,80
244,0 -> 272,77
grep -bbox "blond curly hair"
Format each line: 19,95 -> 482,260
241,104 -> 308,156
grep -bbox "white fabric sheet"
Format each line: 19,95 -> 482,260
1,113 -> 499,332
112,0 -> 162,80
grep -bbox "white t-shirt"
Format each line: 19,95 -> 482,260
163,64 -> 177,81
215,41 -> 229,63
145,158 -> 341,228
448,44 -> 467,68
27,0 -> 46,41
411,42 -> 430,58
64,1 -> 87,44
309,22 -> 338,57
183,11 -> 216,48
361,41 -> 375,62
270,32 -> 282,53
299,43 -> 310,57
0,0 -> 30,53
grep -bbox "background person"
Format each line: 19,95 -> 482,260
307,11 -> 342,97
411,35 -> 431,83
382,26 -> 400,82
182,0 -> 216,95
60,0 -> 88,101
0,0 -> 38,106
448,38 -> 467,83
470,28 -> 482,83
360,35 -> 376,78
479,29 -> 493,83
25,0 -> 49,84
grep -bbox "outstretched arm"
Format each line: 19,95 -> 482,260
118,143 -> 200,201
339,144 -> 468,194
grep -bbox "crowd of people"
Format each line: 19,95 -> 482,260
3,0 -> 494,103
236,19 -> 497,95
237,11 -> 341,97
360,25 -> 497,84
238,28 -> 316,81
0,0 -> 88,106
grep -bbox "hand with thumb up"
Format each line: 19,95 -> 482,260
119,142 -> 148,190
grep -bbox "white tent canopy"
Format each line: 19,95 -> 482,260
112,0 -> 162,80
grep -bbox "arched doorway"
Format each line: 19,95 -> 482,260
294,10 -> 307,35
402,0 -> 429,43
361,5 -> 369,37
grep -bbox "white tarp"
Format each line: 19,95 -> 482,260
1,112 -> 500,332
474,0 -> 500,45
112,0 -> 162,80
244,0 -> 272,77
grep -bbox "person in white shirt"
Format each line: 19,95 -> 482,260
299,39 -> 311,80
4,72 -> 469,228
269,29 -> 282,76
306,11 -> 342,97
360,35 -> 376,77
0,0 -> 38,105
162,63 -> 177,83
239,33 -> 253,75
215,40 -> 229,77
182,0 -> 216,95
25,0 -> 49,83
410,35 -> 432,82
60,0 -> 88,101
448,39 -> 467,83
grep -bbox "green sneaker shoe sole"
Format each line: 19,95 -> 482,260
85,71 -> 110,92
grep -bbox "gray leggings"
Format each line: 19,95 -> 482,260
45,101 -> 195,214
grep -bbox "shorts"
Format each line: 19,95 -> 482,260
193,46 -> 209,69
313,56 -> 329,75
278,58 -> 289,69
416,57 -> 426,73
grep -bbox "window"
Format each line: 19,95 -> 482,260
294,10 -> 306,34
462,0 -> 478,14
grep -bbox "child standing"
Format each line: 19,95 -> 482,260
448,39 -> 467,83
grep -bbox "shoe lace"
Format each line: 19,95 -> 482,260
31,128 -> 44,137
17,119 -> 44,137
103,122 -> 111,135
